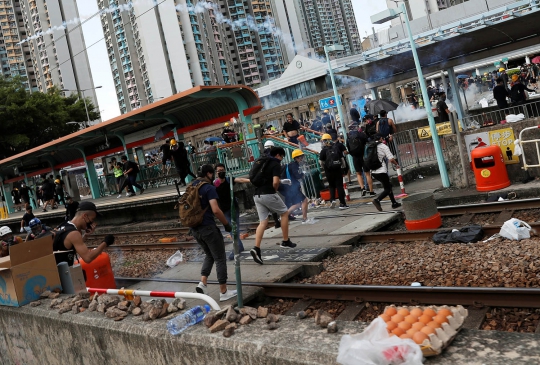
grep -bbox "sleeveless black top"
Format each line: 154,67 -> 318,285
53,222 -> 79,266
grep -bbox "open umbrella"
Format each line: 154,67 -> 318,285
154,124 -> 175,141
532,56 -> 540,64
457,74 -> 469,79
204,136 -> 225,143
366,99 -> 399,116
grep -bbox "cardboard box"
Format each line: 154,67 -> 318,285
0,236 -> 62,307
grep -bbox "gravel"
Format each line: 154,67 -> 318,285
482,307 -> 540,333
301,237 -> 540,287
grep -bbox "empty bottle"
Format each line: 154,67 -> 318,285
167,304 -> 211,335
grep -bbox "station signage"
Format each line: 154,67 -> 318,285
319,96 -> 342,110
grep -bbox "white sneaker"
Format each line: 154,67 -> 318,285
220,289 -> 238,302
125,192 -> 130,197
117,194 -> 122,198
330,200 -> 336,209
195,282 -> 208,295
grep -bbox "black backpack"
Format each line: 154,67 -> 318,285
363,141 -> 382,171
378,118 -> 390,138
510,85 -> 522,103
347,131 -> 365,157
365,121 -> 377,138
249,156 -> 272,187
323,145 -> 343,171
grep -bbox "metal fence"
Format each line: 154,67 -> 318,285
391,129 -> 444,170
462,99 -> 540,127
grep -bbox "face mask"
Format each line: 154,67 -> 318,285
218,171 -> 226,179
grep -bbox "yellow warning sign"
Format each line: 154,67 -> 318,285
417,122 -> 462,140
488,127 -> 518,165
481,169 -> 491,178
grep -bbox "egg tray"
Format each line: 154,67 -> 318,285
384,304 -> 468,357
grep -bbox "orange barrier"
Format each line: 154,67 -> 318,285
405,212 -> 442,231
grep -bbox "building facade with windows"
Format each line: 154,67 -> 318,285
19,0 -> 98,108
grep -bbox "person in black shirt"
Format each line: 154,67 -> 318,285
325,123 -> 338,141
282,113 -> 301,145
159,138 -> 171,173
346,124 -> 375,197
510,75 -> 534,105
251,147 -> 297,265
19,183 -> 31,207
436,92 -> 450,123
319,134 -> 349,209
65,196 -> 79,221
20,206 -> 34,233
41,176 -> 55,212
221,122 -> 237,143
350,104 -> 361,124
214,163 -> 250,260
118,155 -> 144,196
170,140 -> 197,186
493,78 -> 510,109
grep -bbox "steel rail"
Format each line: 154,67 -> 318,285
88,242 -> 200,251
438,198 -> 540,216
114,277 -> 540,308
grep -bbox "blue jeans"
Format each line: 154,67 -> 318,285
224,209 -> 244,253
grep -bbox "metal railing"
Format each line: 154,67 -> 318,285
216,140 -> 254,177
462,99 -> 540,127
391,129 -> 445,170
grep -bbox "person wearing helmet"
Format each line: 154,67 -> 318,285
0,226 -> 23,257
509,74 -> 534,105
53,201 -> 114,266
54,178 -> 65,206
282,113 -> 301,145
498,68 -> 509,91
26,218 -> 52,241
278,149 -> 309,223
160,138 -> 172,173
319,133 -> 349,209
222,122 -> 237,143
263,140 -> 275,156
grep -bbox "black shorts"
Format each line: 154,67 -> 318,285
352,155 -> 366,172
43,193 -> 54,201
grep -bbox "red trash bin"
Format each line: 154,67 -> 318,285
471,145 -> 511,192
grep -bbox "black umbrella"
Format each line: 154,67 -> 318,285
154,124 -> 175,141
366,99 -> 399,116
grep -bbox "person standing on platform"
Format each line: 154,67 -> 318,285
350,104 -> 361,125
119,155 -> 145,196
250,147 -> 297,265
369,134 -> 402,212
319,134 -> 349,209
214,163 -> 250,260
64,196 -> 79,221
160,138 -> 171,173
54,179 -> 65,206
41,176 -> 55,212
19,183 -> 31,208
282,113 -> 301,145
53,202 -> 114,266
170,140 -> 196,186
189,165 -> 237,302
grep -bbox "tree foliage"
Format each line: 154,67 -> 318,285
0,77 -> 99,159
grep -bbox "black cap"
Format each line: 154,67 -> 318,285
77,201 -> 102,217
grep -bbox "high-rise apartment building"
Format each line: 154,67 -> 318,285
98,0 -> 290,114
0,0 -> 34,91
19,0 -> 98,108
295,0 -> 361,57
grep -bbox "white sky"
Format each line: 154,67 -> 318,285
75,0 -> 389,121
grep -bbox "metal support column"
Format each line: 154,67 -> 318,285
447,67 -> 467,127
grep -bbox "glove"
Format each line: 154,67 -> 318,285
224,223 -> 232,233
104,235 -> 115,246
20,227 -> 25,233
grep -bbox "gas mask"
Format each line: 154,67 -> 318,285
218,171 -> 226,179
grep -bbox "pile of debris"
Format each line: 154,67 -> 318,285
205,306 -> 280,337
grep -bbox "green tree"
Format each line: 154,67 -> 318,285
0,77 -> 99,159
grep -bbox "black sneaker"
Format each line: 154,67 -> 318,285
392,202 -> 402,209
339,204 -> 350,210
280,240 -> 297,248
361,189 -> 367,197
250,247 -> 263,265
369,192 -> 377,197
372,199 -> 382,211
274,220 -> 281,229
139,188 -> 145,195
289,214 -> 296,221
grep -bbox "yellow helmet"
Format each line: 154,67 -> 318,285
321,133 -> 332,141
499,67 -> 505,72
291,149 -> 304,159
224,122 -> 230,127
170,139 -> 177,146
324,109 -> 329,113
54,179 -> 60,184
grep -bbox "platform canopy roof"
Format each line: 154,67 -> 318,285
0,85 -> 261,182
335,0 -> 540,88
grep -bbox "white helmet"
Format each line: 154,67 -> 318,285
264,140 -> 275,148
0,226 -> 12,237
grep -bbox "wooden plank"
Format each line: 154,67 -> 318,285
285,299 -> 316,315
336,303 -> 366,322
462,307 -> 489,329
493,210 -> 514,225
458,213 -> 474,225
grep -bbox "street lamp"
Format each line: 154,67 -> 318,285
371,4 -> 450,188
62,86 -> 102,128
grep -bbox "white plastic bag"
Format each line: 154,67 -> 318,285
166,250 -> 184,268
506,113 -> 525,123
513,140 -> 522,156
499,218 -> 531,241
337,318 -> 423,365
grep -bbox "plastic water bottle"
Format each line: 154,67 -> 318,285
167,304 -> 211,335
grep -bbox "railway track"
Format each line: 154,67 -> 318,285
89,242 -> 200,250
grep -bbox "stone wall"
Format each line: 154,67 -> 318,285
443,118 -> 540,188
